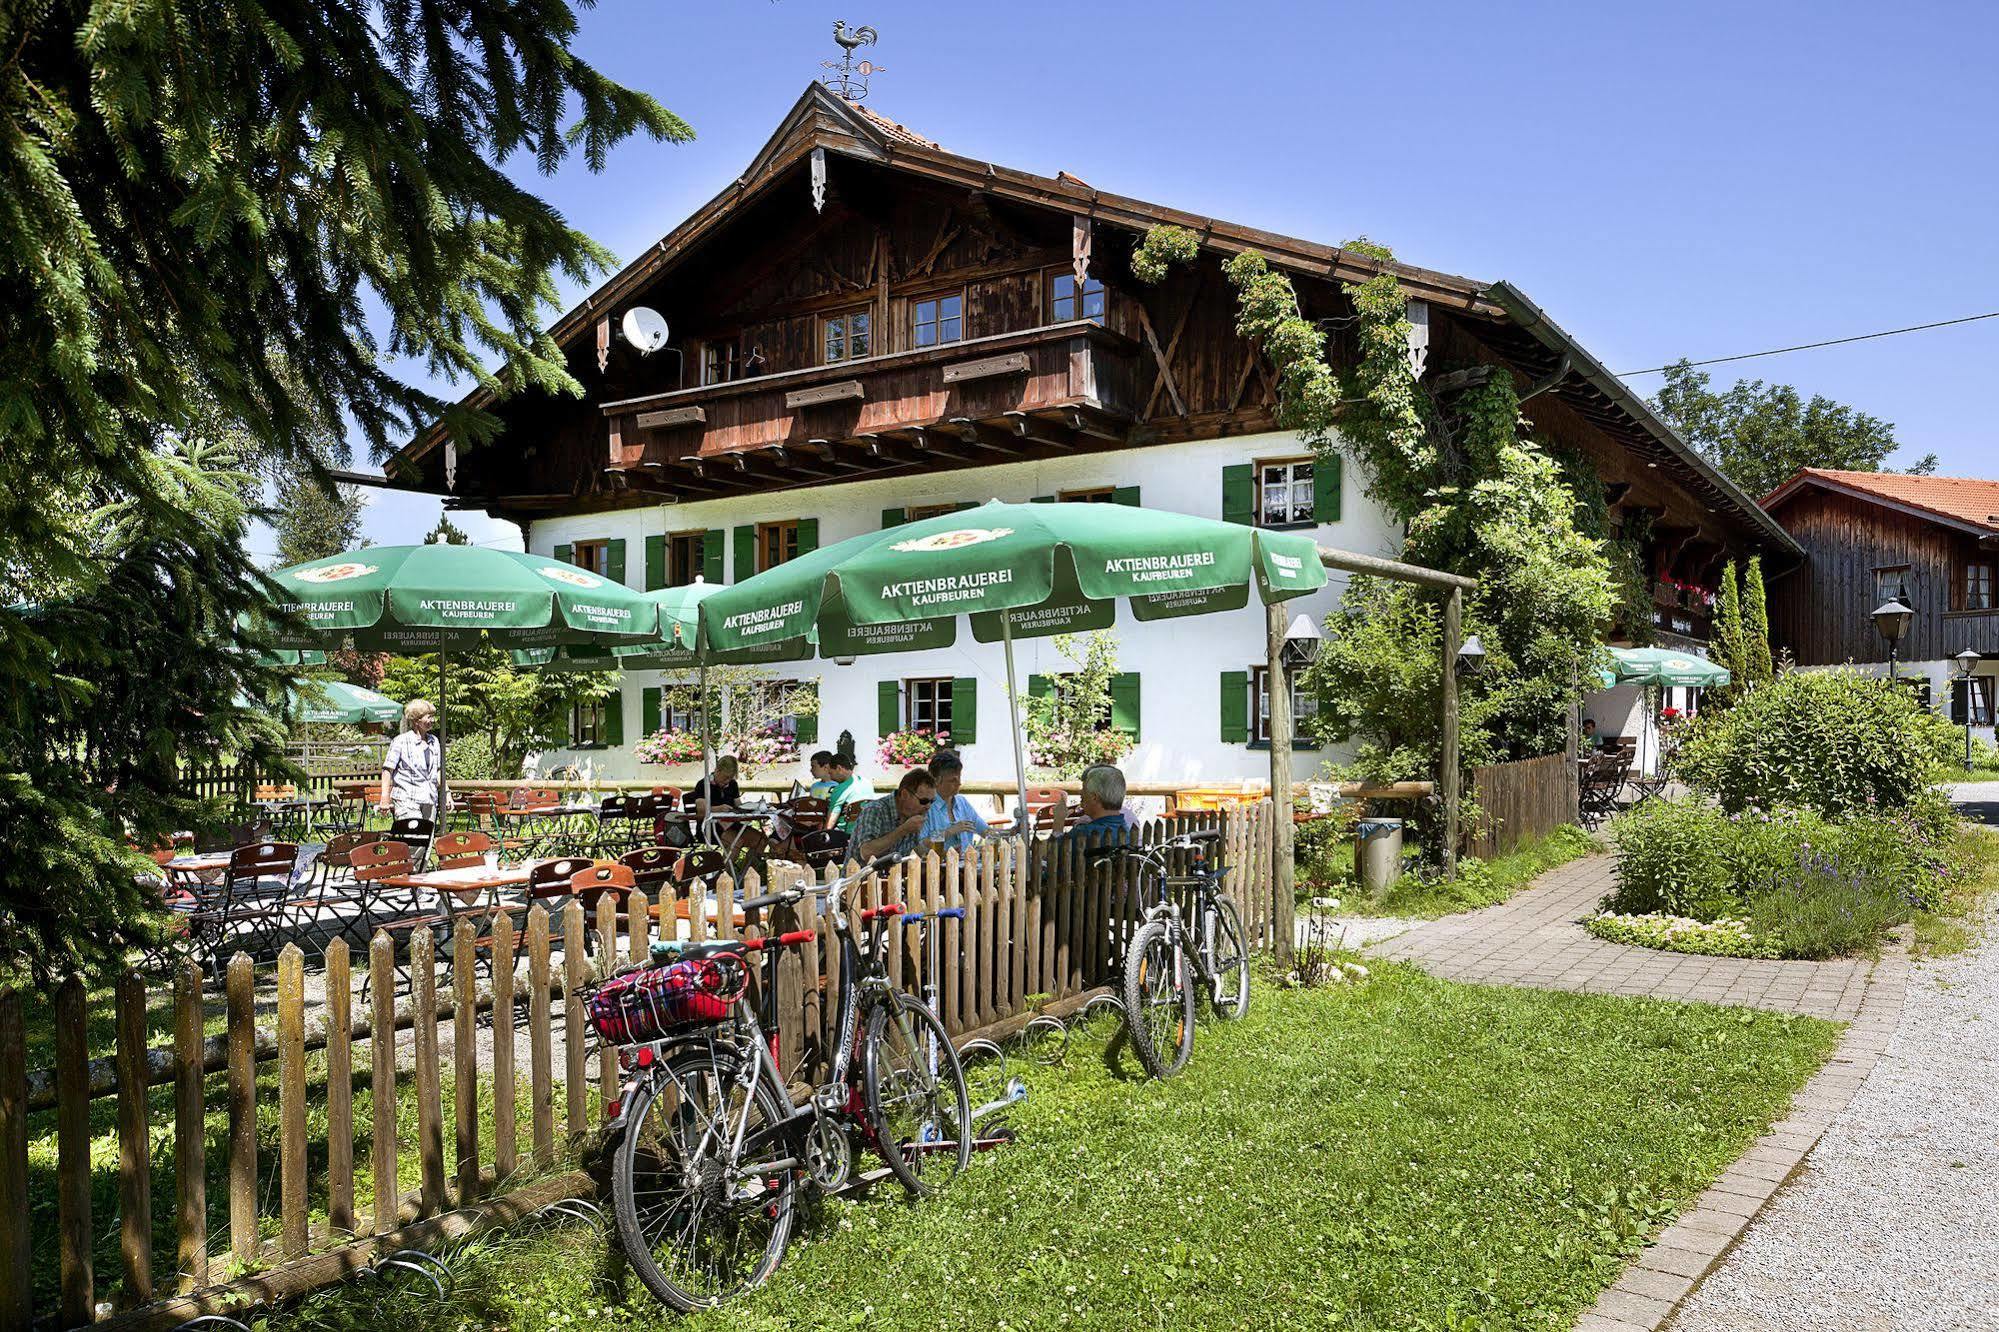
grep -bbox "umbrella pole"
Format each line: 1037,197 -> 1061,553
435,650 -> 450,827
1000,614 -> 1031,840
699,658 -> 713,834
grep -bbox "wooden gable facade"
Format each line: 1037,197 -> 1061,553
388,85 -> 1797,640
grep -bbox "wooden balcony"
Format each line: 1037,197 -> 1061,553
596,321 -> 1142,501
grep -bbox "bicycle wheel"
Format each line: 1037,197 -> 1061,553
1121,919 -> 1194,1078
1205,895 -> 1251,1020
611,1046 -> 796,1312
863,992 -> 973,1196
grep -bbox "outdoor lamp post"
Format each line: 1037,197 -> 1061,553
1281,612 -> 1323,669
1871,598 -> 1914,678
1455,634 -> 1487,675
1956,647 -> 1983,769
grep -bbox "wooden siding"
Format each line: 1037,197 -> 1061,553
1766,488 -> 1999,664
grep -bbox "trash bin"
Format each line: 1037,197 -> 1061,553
1355,818 -> 1404,899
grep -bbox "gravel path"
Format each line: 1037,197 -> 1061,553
1670,900 -> 1999,1331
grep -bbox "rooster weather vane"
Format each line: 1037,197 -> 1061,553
821,21 -> 882,102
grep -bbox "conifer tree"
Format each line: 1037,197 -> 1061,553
1712,561 -> 1745,697
1742,556 -> 1775,687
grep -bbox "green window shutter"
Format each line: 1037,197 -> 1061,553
1112,486 -> 1140,507
796,518 -> 819,556
1219,670 -> 1249,743
1110,672 -> 1141,738
877,679 -> 901,736
1314,454 -> 1342,523
882,508 -> 907,528
552,542 -> 573,565
1222,464 -> 1254,526
605,538 -> 627,586
950,677 -> 978,743
644,535 -> 666,591
702,530 -> 724,583
795,691 -> 819,746
602,691 -> 625,746
954,501 -> 979,513
732,526 -> 754,581
641,686 -> 661,738
1030,495 -> 1056,504
1027,674 -> 1051,700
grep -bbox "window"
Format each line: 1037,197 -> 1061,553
1060,487 -> 1116,504
1957,676 -> 1996,727
905,677 -> 954,734
570,540 -> 610,575
1965,562 -> 1996,611
1049,272 -> 1106,326
570,698 -> 606,747
912,293 -> 963,348
822,307 -> 872,363
906,503 -> 961,523
1259,459 -> 1316,527
756,521 -> 801,573
666,531 -> 706,587
663,696 -> 701,733
1874,566 -> 1910,604
1250,666 -> 1317,745
702,339 -> 738,386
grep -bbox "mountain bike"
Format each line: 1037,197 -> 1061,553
1090,828 -> 1250,1079
597,853 -> 972,1312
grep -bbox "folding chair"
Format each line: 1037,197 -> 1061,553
619,845 -> 678,898
283,829 -> 375,946
431,830 -> 496,870
387,815 -> 435,870
213,841 -> 299,965
792,827 -> 850,870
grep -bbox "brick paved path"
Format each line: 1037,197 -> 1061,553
1369,853 -> 1878,1020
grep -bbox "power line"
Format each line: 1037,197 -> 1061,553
1617,310 -> 1999,377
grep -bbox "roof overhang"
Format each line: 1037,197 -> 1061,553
1761,470 -> 1999,540
1484,282 -> 1803,557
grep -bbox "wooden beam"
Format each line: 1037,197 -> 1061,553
634,405 -> 706,431
1316,545 -> 1477,592
1134,302 -> 1188,419
784,380 -> 865,409
904,426 -> 979,462
1058,408 -> 1125,441
1003,411 -> 1081,450
941,351 -> 1031,384
1426,364 -> 1495,396
1441,585 -> 1462,879
948,418 -> 1030,457
1140,268 -> 1203,421
1265,602 -> 1296,966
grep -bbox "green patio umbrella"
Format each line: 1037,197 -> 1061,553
696,500 -> 1328,828
267,545 -> 661,816
1598,647 -> 1732,689
289,678 -> 405,726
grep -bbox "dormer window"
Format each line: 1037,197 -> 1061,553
1050,271 -> 1106,326
823,307 -> 872,364
912,293 -> 963,348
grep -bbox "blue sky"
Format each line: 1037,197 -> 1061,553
332,0 -> 1998,557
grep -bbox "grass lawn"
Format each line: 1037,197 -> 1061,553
1912,825 -> 1999,958
281,963 -> 1838,1332
1306,824 -> 1601,920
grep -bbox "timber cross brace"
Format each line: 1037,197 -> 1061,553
1261,545 -> 1479,942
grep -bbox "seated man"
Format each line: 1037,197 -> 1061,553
918,749 -> 988,853
852,769 -> 937,862
1049,764 -> 1137,843
1581,716 -> 1605,752
825,751 -> 875,829
685,755 -> 742,820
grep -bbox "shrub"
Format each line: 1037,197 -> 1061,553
443,731 -> 496,781
1607,800 -> 1736,917
635,729 -> 705,766
1671,667 -> 1957,818
1748,849 -> 1910,960
878,728 -> 949,769
1586,912 -> 1782,959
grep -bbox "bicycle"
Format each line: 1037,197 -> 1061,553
1090,828 -> 1250,1079
597,853 -> 973,1312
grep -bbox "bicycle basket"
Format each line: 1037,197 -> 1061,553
587,954 -> 747,1046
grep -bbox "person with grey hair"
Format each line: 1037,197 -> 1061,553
918,749 -> 987,853
1051,763 -> 1136,842
377,699 -> 440,820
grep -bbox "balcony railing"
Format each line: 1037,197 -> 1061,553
597,321 -> 1142,500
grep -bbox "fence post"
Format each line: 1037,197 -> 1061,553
55,977 -> 92,1326
226,953 -> 258,1268
411,928 -> 447,1216
173,963 -> 206,1293
326,940 -> 354,1237
278,944 -> 309,1260
527,907 -> 555,1167
370,932 -> 398,1236
0,989 -> 30,1329
562,901 -> 588,1135
453,919 -> 480,1205
114,972 -> 154,1306
594,894 -> 618,1114
492,911 -> 519,1183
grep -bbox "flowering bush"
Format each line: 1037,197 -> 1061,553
634,729 -> 704,765
1025,725 -> 1132,773
1586,912 -> 1780,959
737,724 -> 801,769
878,728 -> 948,769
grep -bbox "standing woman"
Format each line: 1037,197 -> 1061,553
377,699 -> 441,820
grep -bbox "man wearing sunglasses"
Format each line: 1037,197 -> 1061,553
852,768 -> 942,861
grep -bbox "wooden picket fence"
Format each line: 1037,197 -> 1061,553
0,804 -> 1275,1332
1465,752 -> 1575,859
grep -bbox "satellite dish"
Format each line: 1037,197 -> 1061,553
621,307 -> 670,355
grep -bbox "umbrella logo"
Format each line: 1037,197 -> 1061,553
537,566 -> 602,588
292,562 -> 378,583
1665,658 -> 1696,669
890,527 -> 1013,553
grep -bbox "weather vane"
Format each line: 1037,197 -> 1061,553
821,21 -> 882,102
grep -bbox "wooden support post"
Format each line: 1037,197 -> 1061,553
325,941 -> 354,1237
115,972 -> 154,1305
1,989 -> 32,1327
225,954 -> 257,1267
174,964 -> 207,1292
278,946 -> 308,1260
369,933 -> 398,1236
55,977 -> 93,1327
1441,585 -> 1463,878
1264,603 -> 1297,965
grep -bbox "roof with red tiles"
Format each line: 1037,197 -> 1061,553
846,101 -> 938,149
1762,468 -> 1999,534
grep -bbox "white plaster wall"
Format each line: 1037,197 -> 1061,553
526,432 -> 1404,785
